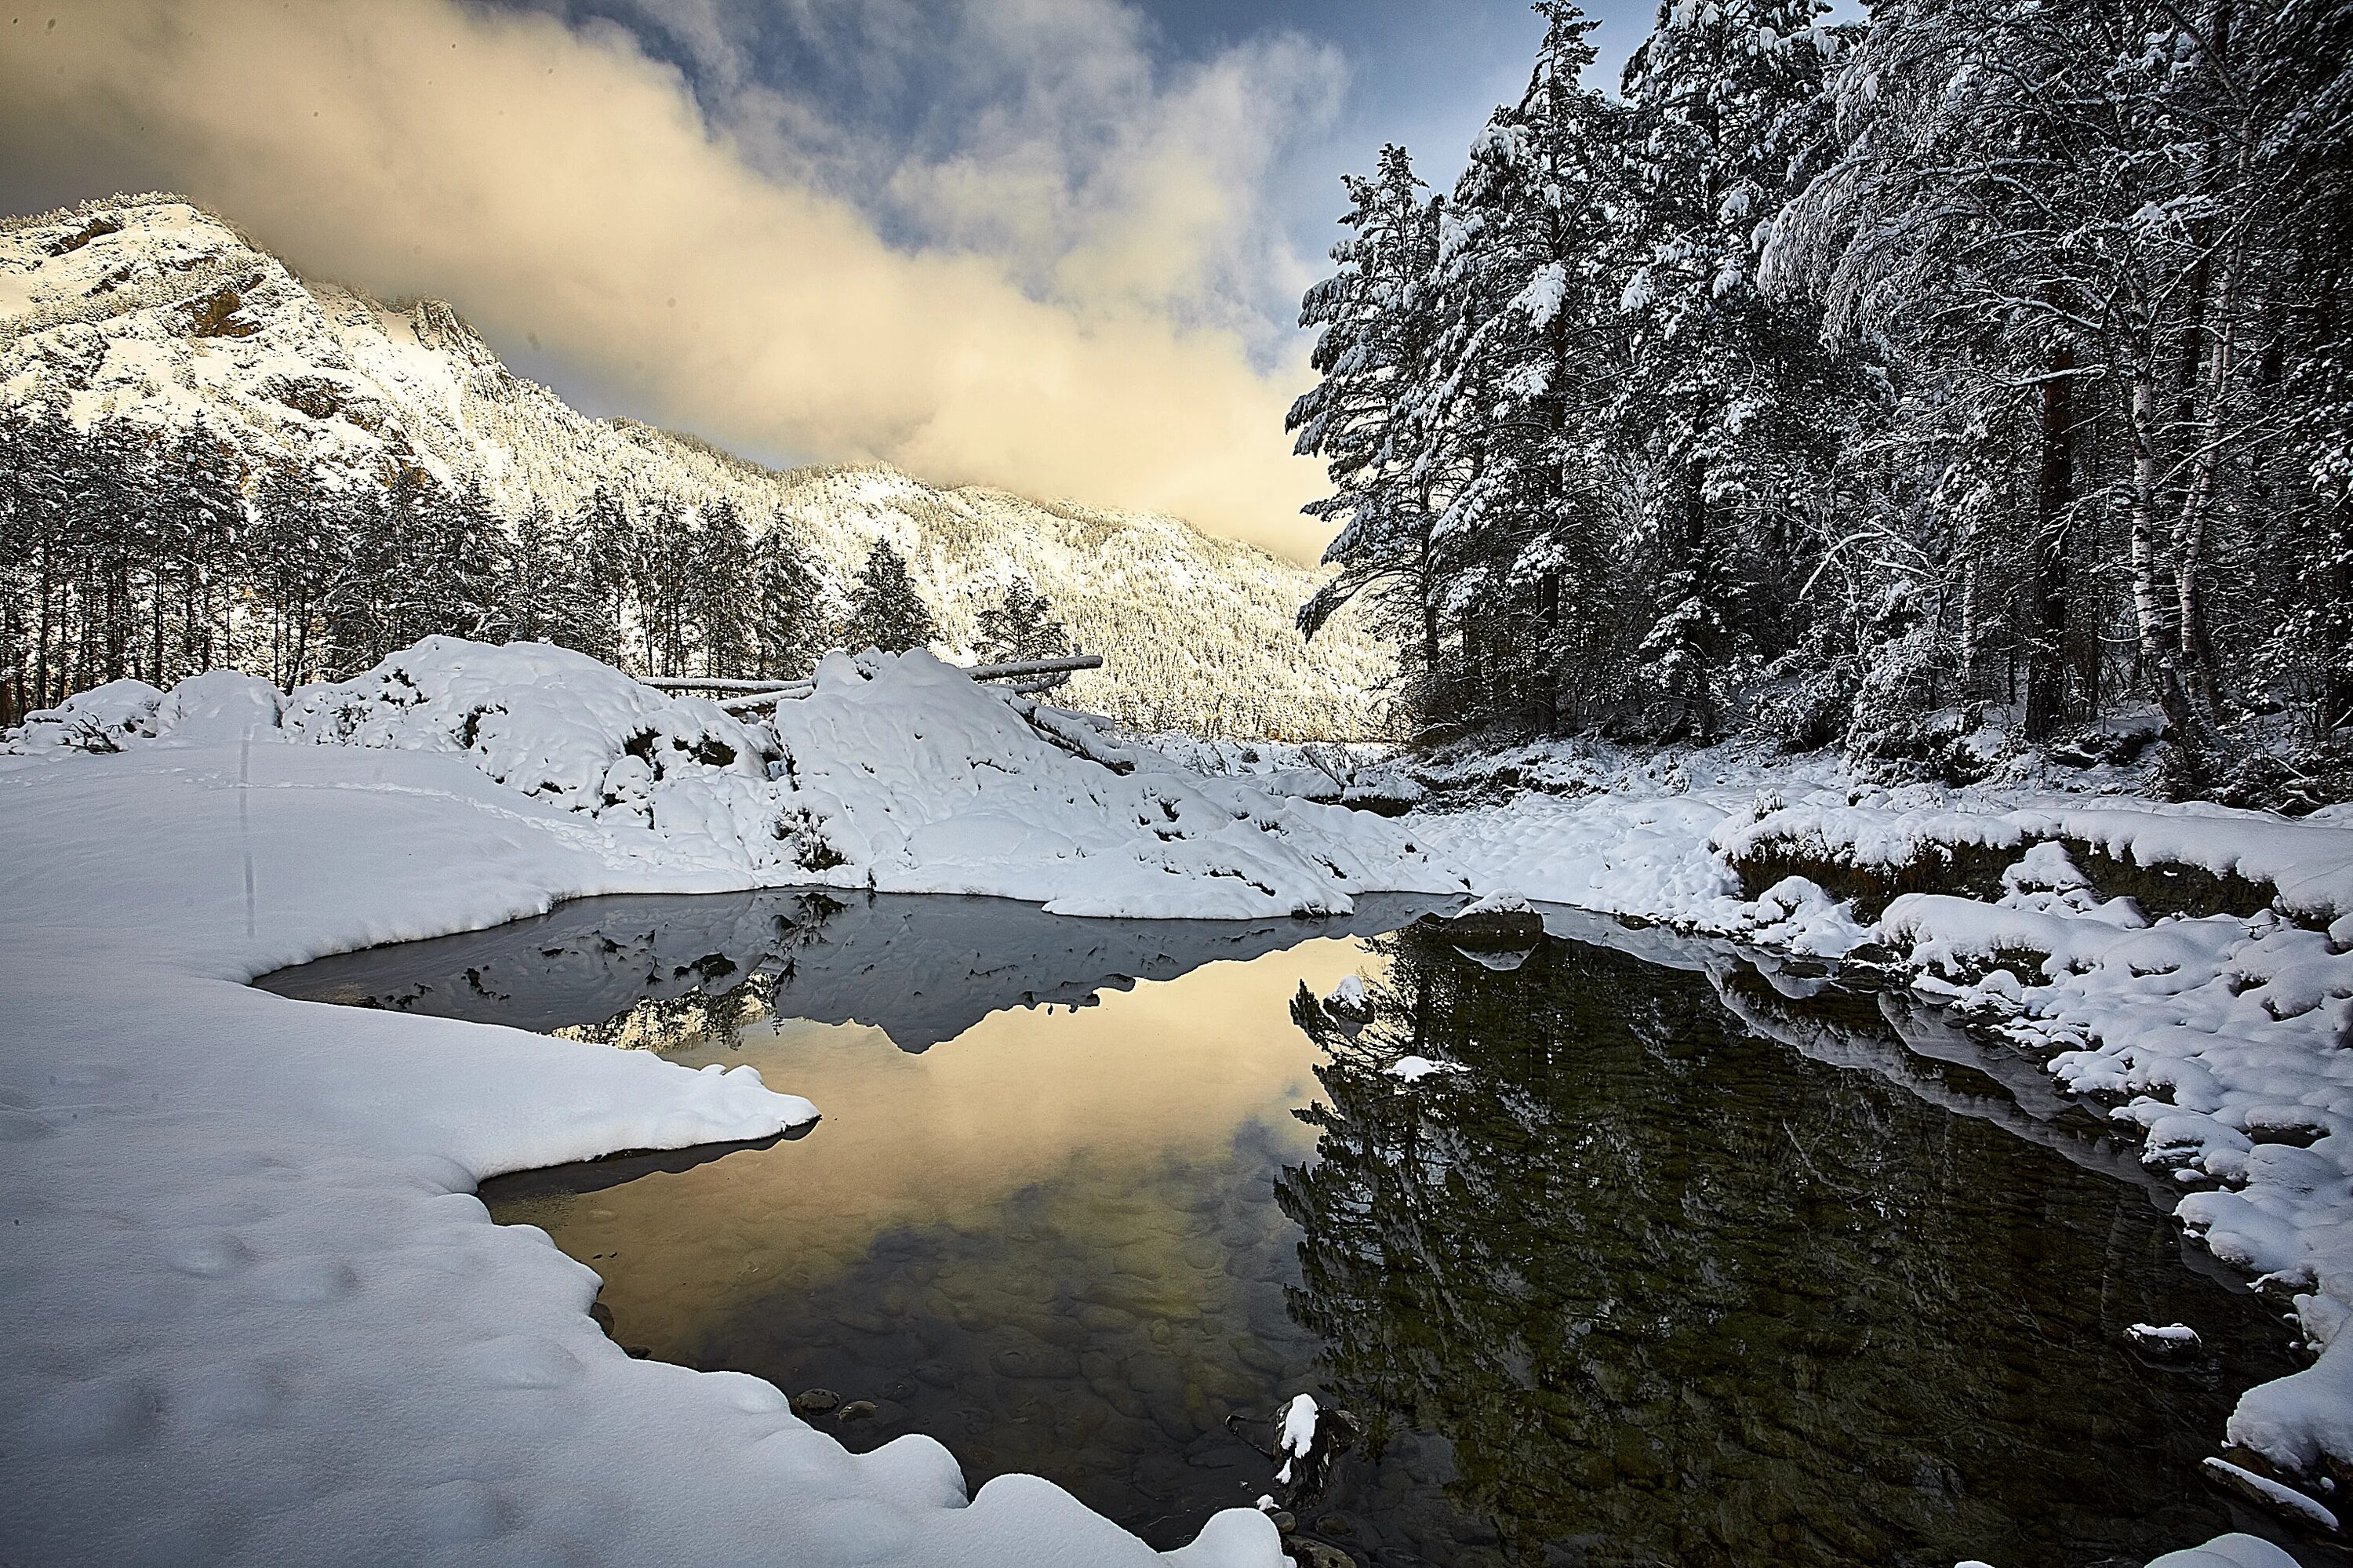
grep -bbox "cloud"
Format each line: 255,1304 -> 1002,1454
0,0 -> 1344,560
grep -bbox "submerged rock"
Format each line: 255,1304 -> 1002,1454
791,1388 -> 840,1416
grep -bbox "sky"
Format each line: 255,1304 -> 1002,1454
0,0 -> 1686,562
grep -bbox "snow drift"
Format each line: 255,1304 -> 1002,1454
10,636 -> 1457,918
2,638 -> 1369,1566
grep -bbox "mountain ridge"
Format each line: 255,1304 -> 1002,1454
0,193 -> 1391,739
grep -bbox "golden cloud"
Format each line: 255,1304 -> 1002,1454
0,0 -> 1337,560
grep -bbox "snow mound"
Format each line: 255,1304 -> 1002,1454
282,638 -> 774,822
9,638 -> 1460,918
766,650 -> 1453,918
1385,1055 -> 1458,1083
2144,1534 -> 2302,1568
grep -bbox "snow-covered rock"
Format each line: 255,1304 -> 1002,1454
2144,1536 -> 2303,1568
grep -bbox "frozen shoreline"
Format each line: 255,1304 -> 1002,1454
4,645 -> 2345,1560
0,649 -> 1379,1564
1417,749 -> 2353,1529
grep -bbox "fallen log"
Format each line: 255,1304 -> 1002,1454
638,653 -> 1104,712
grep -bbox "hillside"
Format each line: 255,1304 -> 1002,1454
0,195 -> 1391,739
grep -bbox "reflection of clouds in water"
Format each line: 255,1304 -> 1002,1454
493,933 -> 1382,1341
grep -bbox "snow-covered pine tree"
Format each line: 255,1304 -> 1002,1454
693,497 -> 756,677
845,537 -> 937,655
157,415 -> 247,681
250,462 -> 344,686
1289,145 -> 1447,700
1421,0 -> 1628,735
1615,0 -> 1848,743
750,520 -> 827,680
632,494 -> 696,676
570,485 -> 635,668
976,575 -> 1072,663
500,499 -> 584,650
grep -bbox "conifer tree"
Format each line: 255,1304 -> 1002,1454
1424,0 -> 1627,733
845,537 -> 936,654
1290,144 -> 1446,691
976,575 -> 1071,662
750,521 -> 827,679
692,497 -> 757,676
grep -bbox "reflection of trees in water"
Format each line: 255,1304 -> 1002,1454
552,893 -> 849,1053
1278,926 -> 2270,1567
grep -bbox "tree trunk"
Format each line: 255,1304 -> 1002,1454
2129,357 -> 2219,777
2024,344 -> 2075,741
1683,460 -> 1713,745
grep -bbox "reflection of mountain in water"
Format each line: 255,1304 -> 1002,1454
258,889 -> 1441,1052
1278,921 -> 2307,1568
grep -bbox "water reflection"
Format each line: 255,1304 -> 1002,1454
260,888 -> 1435,1051
1284,921 -> 2310,1566
264,897 -> 2323,1566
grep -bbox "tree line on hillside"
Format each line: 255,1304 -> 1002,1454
1292,0 -> 2353,799
0,406 -> 1070,724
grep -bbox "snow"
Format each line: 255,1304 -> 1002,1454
2199,1460 -> 2341,1533
14,638 -> 1461,919
2129,1322 -> 2203,1347
1385,1056 -> 1458,1082
1272,1393 -> 1319,1484
2144,1535 -> 2304,1568
0,638 -> 1473,1565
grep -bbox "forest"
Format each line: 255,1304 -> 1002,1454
0,405 -> 1071,724
1290,0 -> 2352,800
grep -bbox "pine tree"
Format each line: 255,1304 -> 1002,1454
750,521 -> 827,679
976,575 -> 1071,662
157,416 -> 247,679
692,497 -> 756,676
1290,144 -> 1447,697
569,486 -> 635,668
845,537 -> 937,654
1424,0 -> 1628,734
500,499 -> 594,649
250,463 -> 345,686
1615,0 -> 1847,741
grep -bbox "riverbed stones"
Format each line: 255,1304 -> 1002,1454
835,1399 -> 878,1422
791,1388 -> 840,1416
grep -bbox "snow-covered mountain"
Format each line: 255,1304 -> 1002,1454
0,195 -> 1391,739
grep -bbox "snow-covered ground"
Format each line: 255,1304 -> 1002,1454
0,641 -> 1471,1566
5,644 -> 2346,1558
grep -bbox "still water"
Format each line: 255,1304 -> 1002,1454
263,892 -> 2326,1567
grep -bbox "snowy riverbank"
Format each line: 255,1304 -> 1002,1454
4,642 -> 2346,1558
1415,747 -> 2353,1528
2,640 -> 1467,1565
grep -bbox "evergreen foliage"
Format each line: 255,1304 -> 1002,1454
1293,0 -> 2353,796
845,538 -> 939,655
974,576 -> 1072,664
0,413 -> 848,721
750,523 -> 827,680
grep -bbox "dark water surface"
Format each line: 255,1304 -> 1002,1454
263,892 -> 2327,1567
